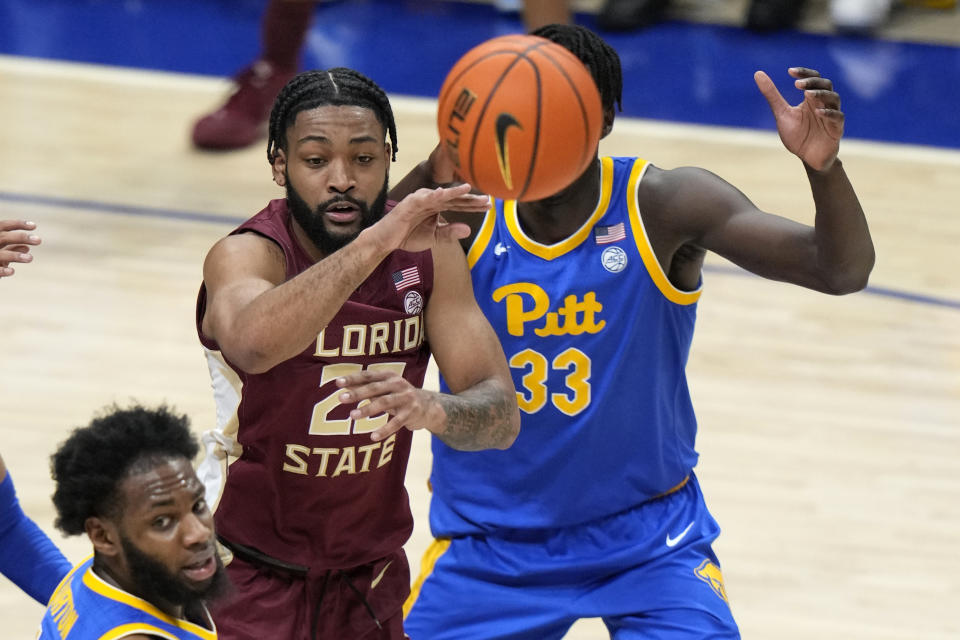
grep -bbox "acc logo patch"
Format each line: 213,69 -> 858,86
694,559 -> 728,603
404,291 -> 423,315
601,246 -> 627,273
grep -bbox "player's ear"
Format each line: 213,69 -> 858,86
384,141 -> 392,162
600,106 -> 615,139
272,149 -> 287,187
85,517 -> 120,557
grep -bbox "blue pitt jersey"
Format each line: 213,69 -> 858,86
431,157 -> 702,535
38,556 -> 217,640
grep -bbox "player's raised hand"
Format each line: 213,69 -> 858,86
754,68 -> 844,172
0,220 -> 41,278
380,183 -> 491,252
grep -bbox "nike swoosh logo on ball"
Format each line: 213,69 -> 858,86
494,113 -> 522,190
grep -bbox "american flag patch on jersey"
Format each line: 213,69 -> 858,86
392,266 -> 421,291
594,222 -> 626,244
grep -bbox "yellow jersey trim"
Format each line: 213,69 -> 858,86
97,623 -> 179,640
402,538 -> 452,618
625,159 -> 702,305
502,156 -> 615,261
48,554 -> 92,604
82,568 -> 217,640
466,203 -> 497,269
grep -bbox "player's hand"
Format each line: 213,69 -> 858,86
754,68 -> 843,172
427,142 -> 461,185
377,184 -> 490,252
0,220 -> 41,278
335,369 -> 445,442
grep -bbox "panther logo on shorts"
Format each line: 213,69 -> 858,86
694,559 -> 728,603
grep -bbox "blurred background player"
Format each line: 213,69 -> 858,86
191,0 -> 314,150
596,0 -> 809,32
190,0 -> 572,150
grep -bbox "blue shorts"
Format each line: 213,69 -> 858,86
404,474 -> 738,639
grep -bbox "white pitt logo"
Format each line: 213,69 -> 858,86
665,521 -> 695,548
494,242 -> 509,256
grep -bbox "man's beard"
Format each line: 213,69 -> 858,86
286,175 -> 388,256
120,535 -> 230,617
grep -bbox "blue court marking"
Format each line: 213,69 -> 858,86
3,189 -> 958,311
702,263 -> 960,311
2,0 -> 959,148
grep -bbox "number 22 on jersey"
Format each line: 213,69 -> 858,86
309,362 -> 407,435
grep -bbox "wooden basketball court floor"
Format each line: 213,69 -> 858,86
1,55 -> 957,638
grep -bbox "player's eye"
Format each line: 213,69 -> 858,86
193,499 -> 208,514
152,516 -> 173,530
306,157 -> 326,166
357,155 -> 373,164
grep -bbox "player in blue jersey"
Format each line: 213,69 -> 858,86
396,24 -> 875,639
38,404 -> 229,639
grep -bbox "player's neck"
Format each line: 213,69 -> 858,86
516,158 -> 601,244
289,217 -> 326,262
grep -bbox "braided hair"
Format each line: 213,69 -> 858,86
531,24 -> 623,114
266,67 -> 399,165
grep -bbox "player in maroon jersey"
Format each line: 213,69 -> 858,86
195,68 -> 520,640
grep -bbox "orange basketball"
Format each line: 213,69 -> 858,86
437,34 -> 603,202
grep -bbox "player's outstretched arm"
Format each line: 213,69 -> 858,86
0,456 -> 71,604
0,220 -> 41,278
202,185 -> 490,374
335,237 -> 520,450
647,68 -> 874,295
755,67 -> 874,292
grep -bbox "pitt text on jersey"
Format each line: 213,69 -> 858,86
493,282 -> 604,337
282,314 -> 425,478
493,282 -> 604,418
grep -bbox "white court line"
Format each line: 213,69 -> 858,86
3,53 -> 960,166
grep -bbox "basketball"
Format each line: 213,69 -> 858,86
437,34 -> 603,202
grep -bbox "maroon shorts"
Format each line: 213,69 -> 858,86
211,546 -> 410,640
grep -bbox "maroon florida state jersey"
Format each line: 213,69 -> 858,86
196,198 -> 433,570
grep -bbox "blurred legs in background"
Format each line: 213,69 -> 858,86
192,0 -> 315,150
